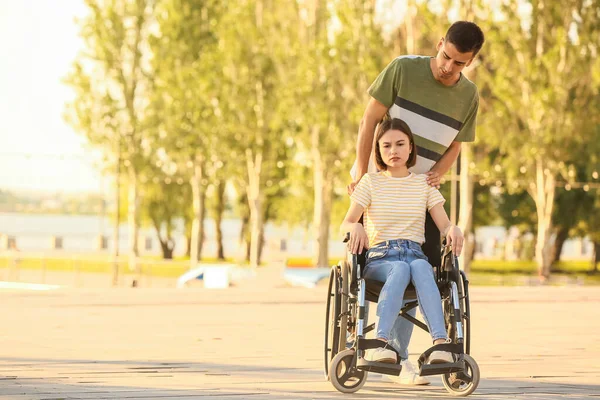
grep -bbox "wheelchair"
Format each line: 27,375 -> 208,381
324,235 -> 480,396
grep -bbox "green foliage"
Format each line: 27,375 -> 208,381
495,190 -> 536,233
63,0 -> 600,265
477,0 -> 600,186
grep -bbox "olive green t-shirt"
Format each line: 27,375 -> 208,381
368,55 -> 479,174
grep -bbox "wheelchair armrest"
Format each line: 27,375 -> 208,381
349,250 -> 367,288
440,241 -> 461,279
441,238 -> 453,258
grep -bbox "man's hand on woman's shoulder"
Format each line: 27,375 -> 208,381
347,180 -> 359,195
426,170 -> 441,189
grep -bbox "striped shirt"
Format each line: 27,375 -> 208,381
350,172 -> 445,246
350,55 -> 478,179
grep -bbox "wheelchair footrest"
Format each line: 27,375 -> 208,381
357,359 -> 402,376
419,360 -> 464,377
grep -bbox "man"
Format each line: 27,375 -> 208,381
348,21 -> 484,385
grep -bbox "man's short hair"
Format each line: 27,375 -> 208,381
445,21 -> 485,56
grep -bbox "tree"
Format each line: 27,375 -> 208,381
65,0 -> 155,280
477,0 -> 600,279
218,0 -> 296,267
582,190 -> 600,273
289,0 -> 389,267
569,127 -> 600,273
550,175 -> 594,266
149,0 -> 224,267
140,174 -> 190,259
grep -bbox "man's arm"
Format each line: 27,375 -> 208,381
426,141 -> 462,188
352,98 -> 388,183
427,92 -> 478,187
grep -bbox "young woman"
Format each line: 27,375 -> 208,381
341,118 -> 464,364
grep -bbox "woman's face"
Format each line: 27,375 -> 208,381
379,129 -> 411,168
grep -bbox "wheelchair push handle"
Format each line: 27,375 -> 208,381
440,238 -> 460,273
441,238 -> 453,256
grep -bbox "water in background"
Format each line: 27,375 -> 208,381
0,212 -> 593,260
0,212 -> 346,259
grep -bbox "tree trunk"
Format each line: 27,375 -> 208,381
161,242 -> 174,259
151,218 -> 174,260
160,240 -> 174,259
457,34 -> 477,271
185,232 -> 191,258
312,126 -> 333,268
550,226 -> 569,266
197,192 -> 206,259
469,236 -> 477,262
458,143 -> 474,273
112,155 -> 121,286
258,224 -> 266,265
246,238 -> 251,262
190,157 -> 206,269
535,204 -> 554,280
592,241 -> 600,274
184,215 -> 193,257
214,178 -> 226,260
247,178 -> 264,268
246,75 -> 266,268
127,167 -> 140,277
240,207 -> 251,262
246,148 -> 264,268
314,177 -> 333,268
531,158 -> 556,280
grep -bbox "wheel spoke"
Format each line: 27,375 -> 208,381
324,270 -> 335,377
338,370 -> 351,385
455,370 -> 472,383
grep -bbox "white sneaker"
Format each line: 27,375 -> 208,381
345,332 -> 356,349
364,347 -> 397,363
428,350 -> 454,364
381,359 -> 430,385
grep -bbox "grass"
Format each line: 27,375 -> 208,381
290,256 -> 598,272
2,255 -> 599,285
0,255 -> 241,279
287,256 -> 600,285
470,259 -> 599,274
467,272 -> 600,286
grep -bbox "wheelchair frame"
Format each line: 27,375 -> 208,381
324,240 -> 480,396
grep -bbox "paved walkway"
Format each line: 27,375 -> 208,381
1,269 -> 599,399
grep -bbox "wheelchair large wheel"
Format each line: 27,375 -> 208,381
442,353 -> 480,396
329,349 -> 367,393
338,261 -> 349,346
323,263 -> 348,379
443,261 -> 471,355
459,271 -> 472,354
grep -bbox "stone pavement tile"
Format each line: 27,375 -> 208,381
1,286 -> 599,399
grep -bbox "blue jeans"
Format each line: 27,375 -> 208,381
364,299 -> 415,360
364,239 -> 447,352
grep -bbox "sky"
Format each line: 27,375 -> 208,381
0,1 -> 105,194
0,0 -> 469,195
0,0 -> 405,195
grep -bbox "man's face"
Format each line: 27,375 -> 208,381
433,38 -> 475,85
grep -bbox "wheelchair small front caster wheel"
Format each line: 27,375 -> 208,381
442,354 -> 480,396
328,349 -> 367,393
